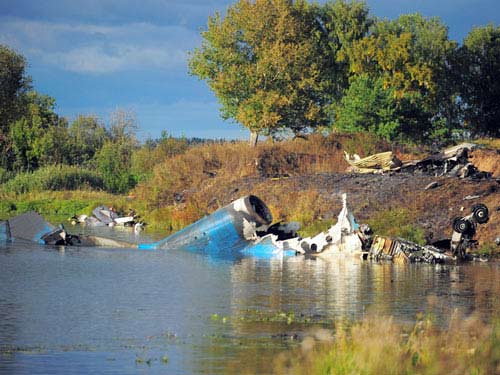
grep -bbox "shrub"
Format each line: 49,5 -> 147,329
367,208 -> 426,245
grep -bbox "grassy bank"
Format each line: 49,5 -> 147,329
1,134 -> 498,254
0,190 -> 133,223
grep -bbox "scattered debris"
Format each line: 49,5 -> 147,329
463,195 -> 481,201
424,181 -> 440,190
450,203 -> 489,259
346,143 -> 492,181
71,205 -> 141,228
1,195 -> 491,264
344,151 -> 402,173
368,236 -> 449,264
1,211 -> 134,247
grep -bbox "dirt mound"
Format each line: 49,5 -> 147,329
470,149 -> 500,178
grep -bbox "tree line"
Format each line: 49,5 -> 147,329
0,44 -> 196,193
189,0 -> 500,143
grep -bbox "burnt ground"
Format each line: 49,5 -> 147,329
203,172 -> 499,248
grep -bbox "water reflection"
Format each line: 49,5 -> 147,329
188,256 -> 500,374
0,241 -> 499,375
230,256 -> 499,325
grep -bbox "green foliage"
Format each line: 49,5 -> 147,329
336,74 -> 399,140
0,45 -> 31,137
366,208 -> 426,245
93,109 -> 139,193
458,24 -> 500,137
0,167 -> 14,184
189,0 -> 370,138
95,142 -> 135,194
66,115 -> 109,166
299,219 -> 336,238
1,165 -> 104,194
344,14 -> 457,142
9,91 -> 67,171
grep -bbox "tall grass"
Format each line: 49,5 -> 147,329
273,313 -> 500,375
0,190 -> 134,222
133,133 -> 392,208
1,165 -> 104,194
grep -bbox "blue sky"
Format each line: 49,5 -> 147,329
1,0 -> 499,140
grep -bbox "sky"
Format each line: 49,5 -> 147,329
1,0 -> 499,141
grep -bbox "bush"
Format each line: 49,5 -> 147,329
366,208 -> 426,245
1,165 -> 105,194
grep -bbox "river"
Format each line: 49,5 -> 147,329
0,227 -> 499,374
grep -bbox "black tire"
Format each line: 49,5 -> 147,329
453,217 -> 472,234
453,217 -> 463,233
472,204 -> 489,224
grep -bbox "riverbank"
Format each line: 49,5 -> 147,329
1,135 -> 498,256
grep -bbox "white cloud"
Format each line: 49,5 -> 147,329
0,17 -> 200,74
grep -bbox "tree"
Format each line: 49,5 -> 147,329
458,24 -> 500,137
67,115 -> 109,166
336,74 -> 399,140
0,45 -> 32,168
189,0 -> 371,142
344,14 -> 457,142
94,109 -> 139,193
95,141 -> 135,193
109,109 -> 138,145
0,45 -> 31,133
9,92 -> 65,171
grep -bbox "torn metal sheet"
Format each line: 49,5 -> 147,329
138,196 -> 275,255
368,235 -> 451,264
293,193 -> 364,257
1,196 -> 489,264
344,151 -> 402,173
346,143 -> 491,180
71,206 -> 137,227
8,211 -> 59,244
3,211 -> 134,248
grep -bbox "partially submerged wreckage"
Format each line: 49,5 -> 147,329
0,211 -> 135,247
1,195 -> 490,264
70,205 -> 139,227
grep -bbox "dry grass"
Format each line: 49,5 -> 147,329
475,138 -> 500,150
132,133 -> 392,229
272,266 -> 500,375
272,313 -> 500,375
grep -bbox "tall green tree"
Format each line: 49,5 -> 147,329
0,45 -> 31,133
458,24 -> 500,137
0,45 -> 32,168
67,115 -> 109,166
189,0 -> 370,142
336,74 -> 399,140
9,92 -> 66,171
94,109 -> 138,193
343,14 -> 457,142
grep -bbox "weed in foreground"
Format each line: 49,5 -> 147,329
273,313 -> 500,375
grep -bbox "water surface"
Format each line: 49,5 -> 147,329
1,228 -> 498,374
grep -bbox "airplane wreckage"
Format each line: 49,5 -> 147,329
0,194 -> 491,264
